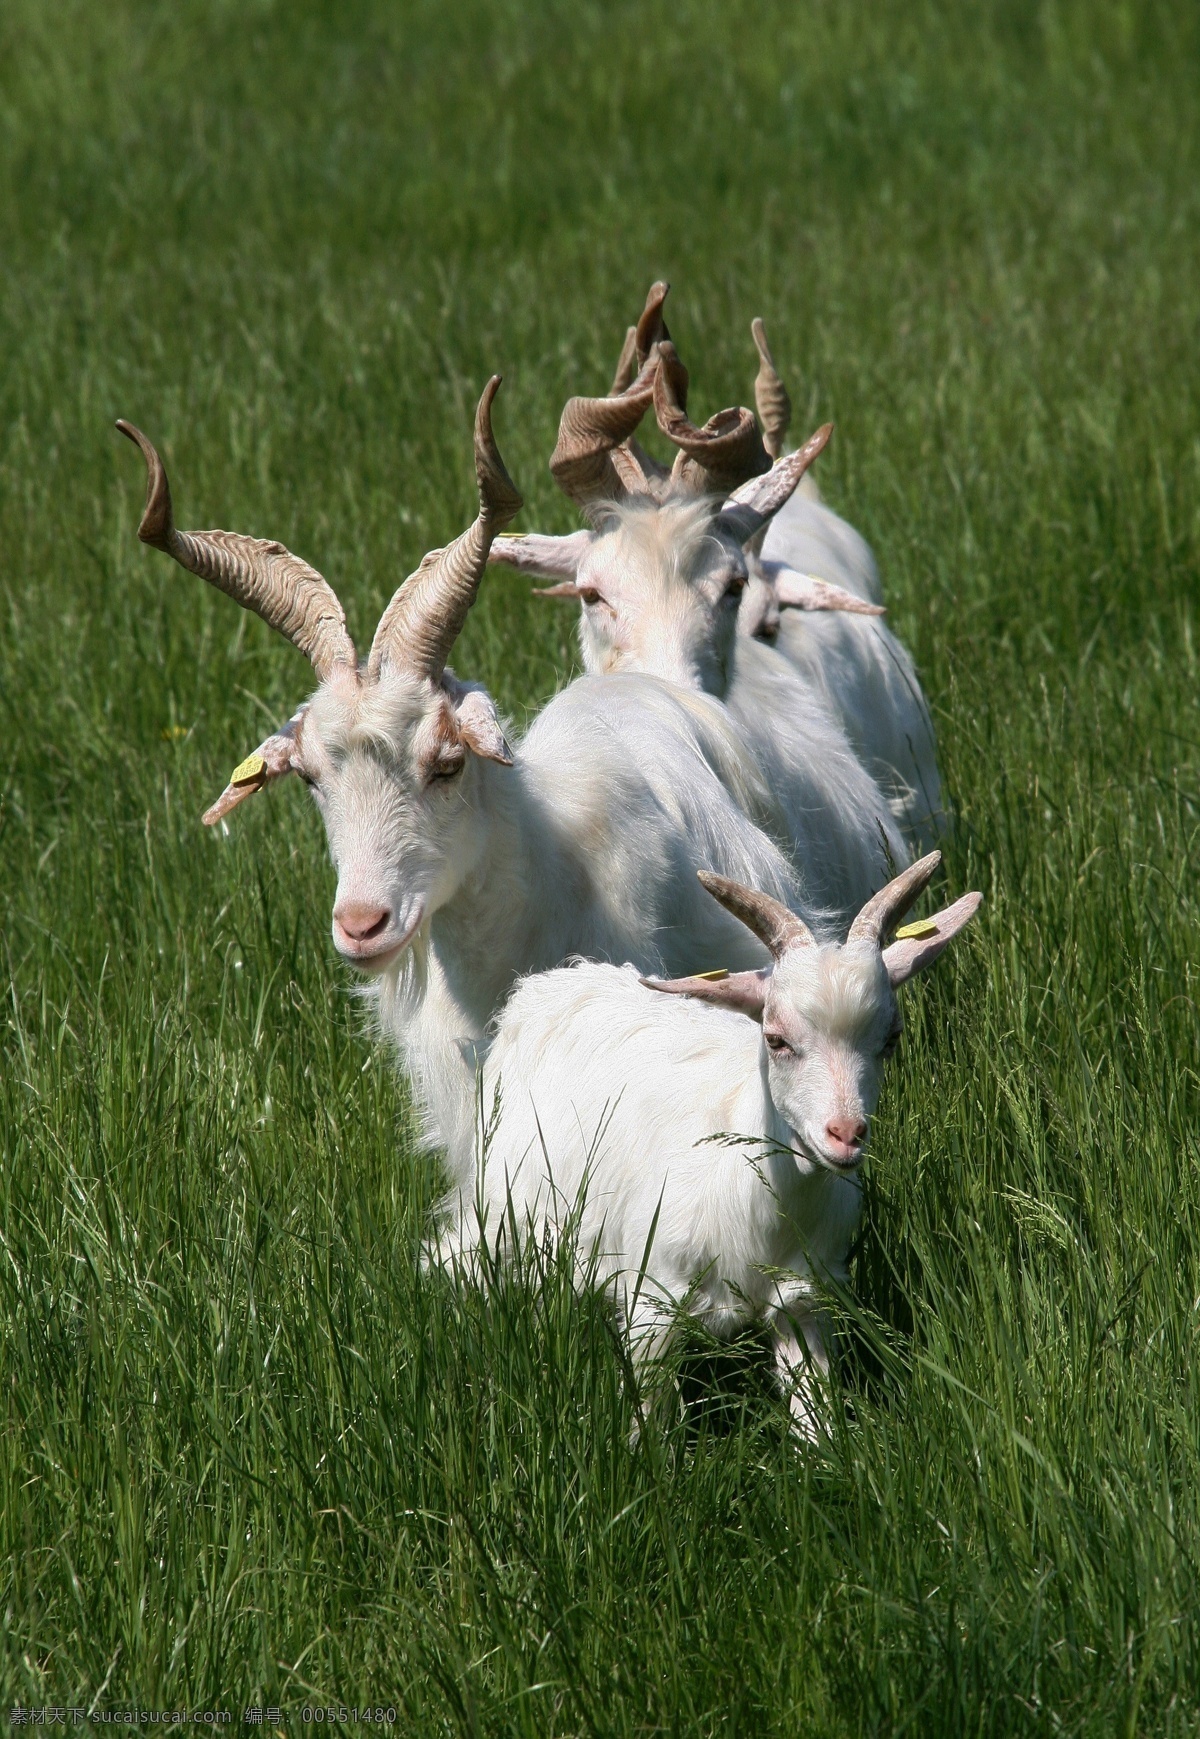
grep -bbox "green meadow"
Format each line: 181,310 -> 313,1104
2,0 -> 1199,1726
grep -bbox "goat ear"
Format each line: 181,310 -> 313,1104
767,562 -> 886,616
441,673 -> 514,766
640,968 -> 769,1021
202,706 -> 308,826
487,530 -> 592,583
882,892 -> 982,986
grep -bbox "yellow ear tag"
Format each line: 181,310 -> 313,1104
230,752 -> 267,786
894,918 -> 938,941
693,968 -> 730,981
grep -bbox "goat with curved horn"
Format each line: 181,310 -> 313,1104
115,420 -> 358,680
652,340 -> 771,496
751,318 -> 792,461
368,375 -> 522,682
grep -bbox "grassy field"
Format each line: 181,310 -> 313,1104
2,0 -> 1199,1726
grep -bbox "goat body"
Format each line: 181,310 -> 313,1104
749,490 -> 945,847
439,962 -> 862,1353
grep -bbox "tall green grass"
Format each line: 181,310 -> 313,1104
2,0 -> 1199,1726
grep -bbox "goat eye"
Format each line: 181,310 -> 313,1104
723,575 -> 747,599
579,588 -> 603,607
764,1032 -> 792,1055
428,754 -> 465,783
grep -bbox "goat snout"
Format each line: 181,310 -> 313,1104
823,1117 -> 868,1165
335,901 -> 391,941
333,901 -> 396,966
332,894 -> 426,969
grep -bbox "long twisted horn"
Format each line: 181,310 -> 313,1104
697,870 -> 815,959
116,421 -> 357,680
653,341 -> 771,497
751,318 -> 792,461
368,376 -> 522,683
609,280 -> 672,394
846,851 -> 942,946
549,352 -> 659,510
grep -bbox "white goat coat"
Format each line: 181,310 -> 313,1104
372,673 -> 805,1163
721,633 -> 907,915
756,489 -> 944,847
438,963 -> 861,1344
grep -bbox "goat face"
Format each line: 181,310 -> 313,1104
580,501 -> 748,694
644,858 -> 981,1175
291,668 -> 509,973
761,944 -> 899,1171
499,497 -> 749,697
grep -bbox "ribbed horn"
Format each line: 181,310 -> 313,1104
549,353 -> 659,510
846,851 -> 942,946
751,318 -> 792,461
609,281 -> 672,394
368,376 -> 522,683
116,421 -> 357,680
697,870 -> 815,959
653,341 -> 771,496
610,326 -> 639,396
634,280 -> 671,366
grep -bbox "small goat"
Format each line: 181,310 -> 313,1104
438,849 -> 979,1430
490,287 -> 908,916
118,381 -> 802,1161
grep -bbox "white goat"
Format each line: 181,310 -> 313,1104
738,490 -> 945,847
490,303 -> 908,917
498,288 -> 942,851
736,320 -> 945,847
438,851 -> 980,1429
117,381 -> 802,1162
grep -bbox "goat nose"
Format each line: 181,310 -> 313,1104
333,901 -> 391,942
825,1117 -> 867,1152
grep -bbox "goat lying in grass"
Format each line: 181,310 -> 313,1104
437,849 -> 980,1431
490,287 -> 908,917
118,381 -> 802,1159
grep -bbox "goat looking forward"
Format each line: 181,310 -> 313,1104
436,849 -> 980,1433
117,380 -> 804,1160
489,288 -> 910,912
494,285 -> 943,854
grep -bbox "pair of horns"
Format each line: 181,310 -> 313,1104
698,850 -> 943,961
117,378 -> 522,687
550,285 -> 799,512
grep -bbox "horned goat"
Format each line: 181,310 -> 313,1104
736,319 -> 946,847
490,284 -> 908,918
437,850 -> 980,1432
117,380 -> 803,1162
